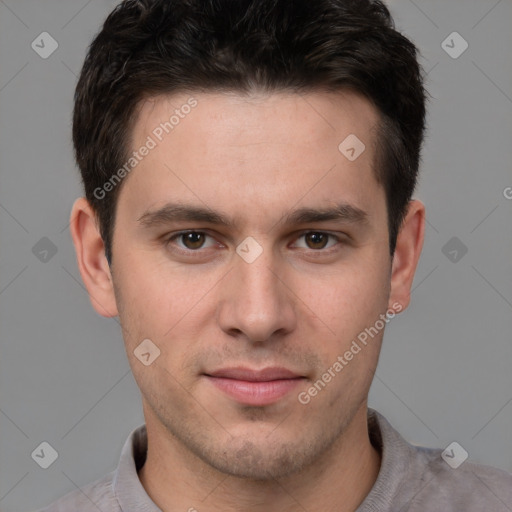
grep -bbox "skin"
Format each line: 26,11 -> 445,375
70,90 -> 424,512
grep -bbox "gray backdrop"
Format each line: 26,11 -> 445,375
1,1 -> 511,510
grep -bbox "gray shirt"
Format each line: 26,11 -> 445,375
35,409 -> 512,511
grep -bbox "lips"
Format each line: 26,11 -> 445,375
204,367 -> 305,406
208,367 -> 302,381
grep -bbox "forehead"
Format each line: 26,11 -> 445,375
120,89 -> 384,227
133,89 -> 379,153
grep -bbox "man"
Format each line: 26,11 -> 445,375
38,0 -> 512,510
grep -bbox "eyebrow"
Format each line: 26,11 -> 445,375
137,201 -> 368,229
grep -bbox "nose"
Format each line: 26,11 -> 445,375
216,243 -> 297,343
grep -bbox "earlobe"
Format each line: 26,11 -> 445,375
69,197 -> 119,318
388,199 -> 425,312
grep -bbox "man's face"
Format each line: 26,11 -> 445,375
110,90 -> 396,479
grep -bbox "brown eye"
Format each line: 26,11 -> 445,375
305,232 -> 329,249
181,232 -> 206,249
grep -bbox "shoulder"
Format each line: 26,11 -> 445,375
33,470 -> 119,512
368,410 -> 512,511
403,444 -> 512,511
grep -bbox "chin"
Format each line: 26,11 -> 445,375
187,431 -> 329,481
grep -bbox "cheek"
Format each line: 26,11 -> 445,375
113,250 -> 217,362
295,256 -> 390,339
115,249 -> 186,322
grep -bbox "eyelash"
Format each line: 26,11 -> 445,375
164,230 -> 345,258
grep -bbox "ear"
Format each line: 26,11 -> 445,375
388,199 -> 425,312
69,197 -> 118,317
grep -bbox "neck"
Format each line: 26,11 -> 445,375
138,404 -> 381,512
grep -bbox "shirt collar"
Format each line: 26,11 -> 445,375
357,408 -> 414,510
113,423 -> 162,512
